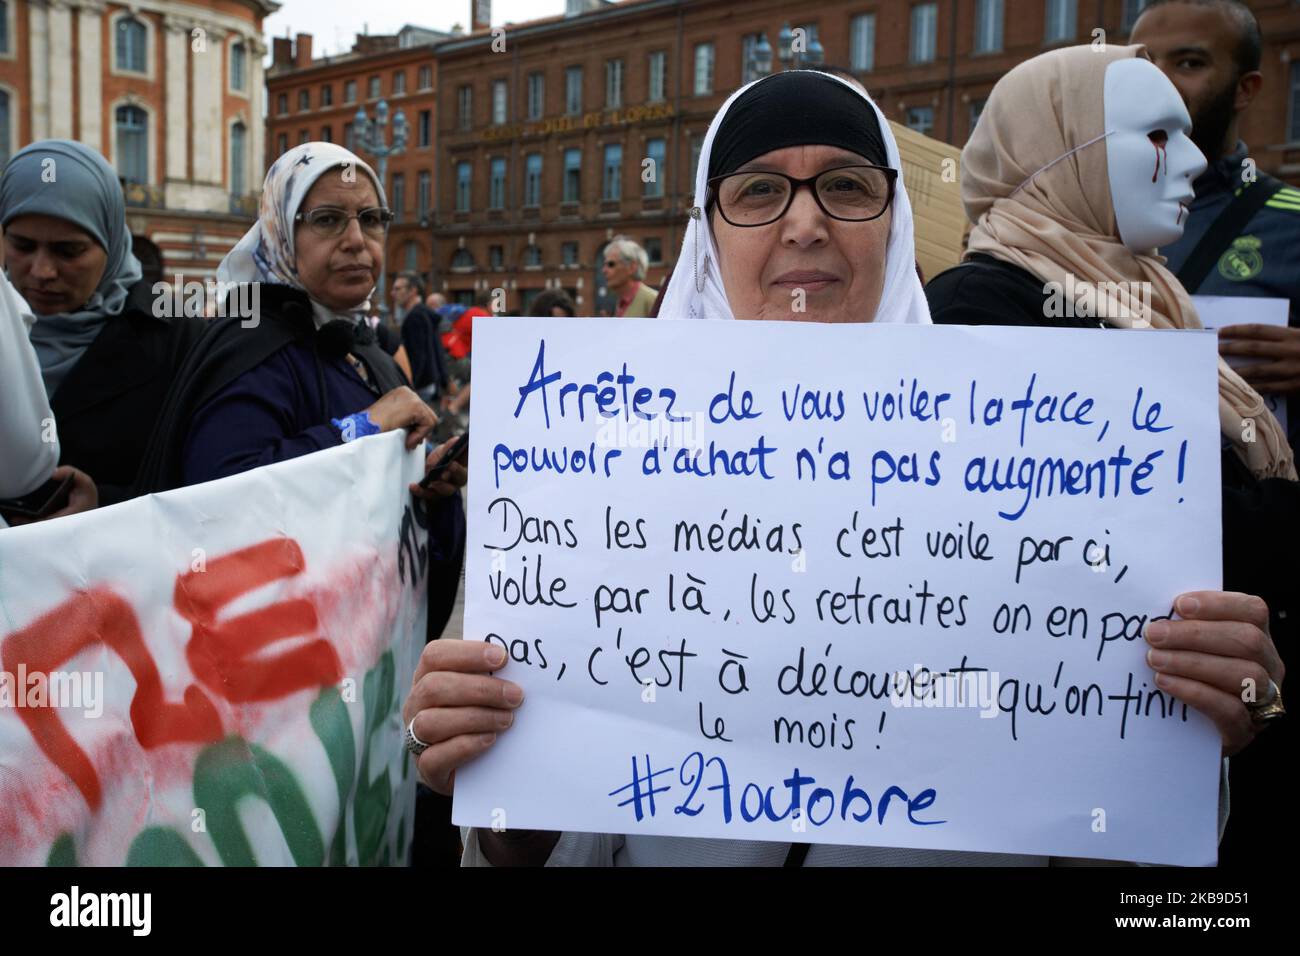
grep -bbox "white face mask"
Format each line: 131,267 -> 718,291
1104,57 -> 1206,252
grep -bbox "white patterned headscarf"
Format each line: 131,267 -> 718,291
218,142 -> 386,328
658,70 -> 931,326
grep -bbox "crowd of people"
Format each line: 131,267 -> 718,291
0,0 -> 1293,867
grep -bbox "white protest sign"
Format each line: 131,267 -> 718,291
1193,295 -> 1289,436
454,318 -> 1223,866
0,432 -> 425,866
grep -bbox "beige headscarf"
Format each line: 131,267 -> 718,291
963,44 -> 1295,481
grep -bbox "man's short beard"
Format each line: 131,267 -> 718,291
1191,77 -> 1238,162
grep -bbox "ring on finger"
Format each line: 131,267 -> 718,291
405,715 -> 432,756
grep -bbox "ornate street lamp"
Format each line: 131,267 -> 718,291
351,98 -> 408,312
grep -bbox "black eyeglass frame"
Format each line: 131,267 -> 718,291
705,164 -> 899,228
293,205 -> 396,236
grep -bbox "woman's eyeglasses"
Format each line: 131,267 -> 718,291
707,164 -> 898,227
294,206 -> 395,238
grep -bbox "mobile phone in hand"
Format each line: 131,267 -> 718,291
419,432 -> 469,488
0,472 -> 75,523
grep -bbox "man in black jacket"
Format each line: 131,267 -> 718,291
393,273 -> 449,403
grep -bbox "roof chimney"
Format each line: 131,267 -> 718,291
471,0 -> 491,33
272,36 -> 293,68
294,33 -> 313,67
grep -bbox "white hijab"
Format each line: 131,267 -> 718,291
658,70 -> 931,326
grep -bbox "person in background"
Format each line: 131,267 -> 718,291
0,140 -> 203,504
1133,0 -> 1300,449
0,255 -> 95,528
425,291 -> 446,312
601,237 -> 658,317
394,272 -> 450,403
527,288 -> 576,317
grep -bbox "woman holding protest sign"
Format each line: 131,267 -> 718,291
924,43 -> 1292,865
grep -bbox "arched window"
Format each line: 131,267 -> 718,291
404,242 -> 419,272
0,91 -> 10,166
451,249 -> 474,271
230,122 -> 247,195
115,106 -> 148,184
115,16 -> 147,73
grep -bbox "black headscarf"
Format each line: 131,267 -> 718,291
707,70 -> 888,180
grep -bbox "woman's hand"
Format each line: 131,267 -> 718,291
410,434 -> 468,500
1218,325 -> 1300,396
402,639 -> 523,795
44,466 -> 98,519
364,386 -> 438,449
1144,591 -> 1284,757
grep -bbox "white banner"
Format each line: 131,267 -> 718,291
454,318 -> 1223,866
0,431 -> 426,866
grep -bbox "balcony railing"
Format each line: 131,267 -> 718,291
229,194 -> 259,217
122,182 -> 165,209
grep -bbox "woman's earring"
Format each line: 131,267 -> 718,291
690,206 -> 706,294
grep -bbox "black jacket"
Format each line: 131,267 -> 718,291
400,304 -> 450,395
49,280 -> 204,505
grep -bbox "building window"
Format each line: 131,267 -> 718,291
969,98 -> 987,132
115,105 -> 148,184
418,65 -> 433,90
417,170 -> 432,219
405,242 -> 419,272
320,125 -> 332,142
115,16 -> 147,73
1044,0 -> 1077,43
528,72 -> 545,120
0,2 -> 9,55
648,51 -> 666,103
524,244 -> 542,267
489,245 -> 504,270
418,110 -> 431,147
565,66 -> 583,114
563,147 -> 581,202
344,80 -> 357,103
851,14 -> 876,72
393,71 -> 406,95
277,93 -> 288,115
742,34 -> 761,85
489,157 -> 507,209
298,89 -> 310,111
606,59 -> 624,108
602,144 -> 622,201
0,91 -> 10,165
230,121 -> 246,195
561,241 -> 579,267
689,136 -> 703,187
321,84 -> 333,106
368,76 -> 381,99
974,0 -> 1004,53
299,129 -> 310,145
492,79 -> 508,125
456,162 -> 472,212
524,152 -> 543,206
391,172 -> 405,221
905,106 -> 935,136
452,248 -> 474,270
644,138 -> 665,198
276,132 -> 288,155
911,3 -> 938,64
230,41 -> 247,92
694,42 -> 714,96
644,237 -> 663,264
1121,0 -> 1151,32
1290,61 -> 1300,142
458,85 -> 473,130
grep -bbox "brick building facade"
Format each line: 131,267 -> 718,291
266,0 -> 1300,313
1,0 -> 276,281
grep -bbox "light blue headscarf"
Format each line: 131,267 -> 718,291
218,142 -> 386,329
0,140 -> 143,399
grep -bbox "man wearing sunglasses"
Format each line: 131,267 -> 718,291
601,237 -> 659,318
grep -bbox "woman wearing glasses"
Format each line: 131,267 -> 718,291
137,142 -> 465,505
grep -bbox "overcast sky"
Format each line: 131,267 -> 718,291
264,1 -> 569,58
